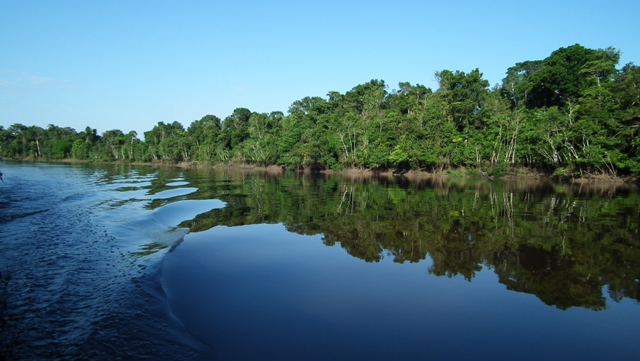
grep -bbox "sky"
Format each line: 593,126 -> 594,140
1,0 -> 639,138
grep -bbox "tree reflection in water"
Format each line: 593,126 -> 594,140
161,168 -> 640,311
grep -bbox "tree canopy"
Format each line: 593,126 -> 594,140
2,44 -> 639,177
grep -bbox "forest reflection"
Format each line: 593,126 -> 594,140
98,164 -> 639,312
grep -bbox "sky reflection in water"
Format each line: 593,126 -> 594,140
162,223 -> 640,360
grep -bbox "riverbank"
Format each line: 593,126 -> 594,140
205,163 -> 638,185
4,157 -> 639,185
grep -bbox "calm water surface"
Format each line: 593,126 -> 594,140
1,162 -> 639,360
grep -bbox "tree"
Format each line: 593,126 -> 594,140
512,44 -> 619,109
434,68 -> 490,132
222,108 -> 252,151
187,115 -> 222,162
101,129 -> 126,160
143,121 -> 187,162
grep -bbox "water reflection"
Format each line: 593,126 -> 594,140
161,168 -> 640,311
79,163 -> 640,311
5,162 -> 636,360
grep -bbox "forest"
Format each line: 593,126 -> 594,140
1,44 -> 639,178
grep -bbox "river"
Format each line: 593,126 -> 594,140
1,162 -> 639,360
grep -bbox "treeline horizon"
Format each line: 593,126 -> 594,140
1,44 -> 639,177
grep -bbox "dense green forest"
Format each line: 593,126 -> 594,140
2,44 -> 639,177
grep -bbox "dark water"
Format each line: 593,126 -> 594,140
0,162 -> 210,360
1,162 -> 640,360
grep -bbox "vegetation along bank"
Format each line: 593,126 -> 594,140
1,44 -> 639,180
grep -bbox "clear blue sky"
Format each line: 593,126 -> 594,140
2,0 -> 639,137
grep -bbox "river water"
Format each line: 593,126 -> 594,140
0,162 -> 210,360
1,162 -> 639,360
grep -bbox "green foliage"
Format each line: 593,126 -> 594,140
1,44 -> 639,177
507,44 -> 620,109
552,167 -> 570,178
445,168 -> 467,177
487,166 -> 505,177
389,145 -> 409,168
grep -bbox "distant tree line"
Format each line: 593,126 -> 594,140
1,44 -> 639,177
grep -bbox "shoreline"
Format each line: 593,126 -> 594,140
4,157 -> 639,185
148,161 -> 640,186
